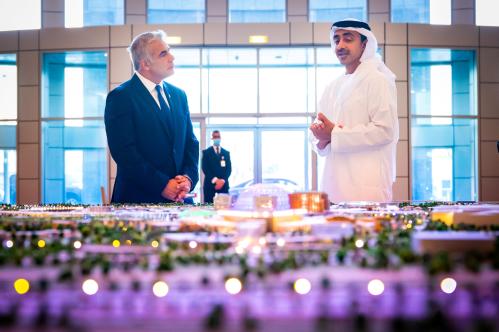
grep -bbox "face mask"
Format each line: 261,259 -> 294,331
213,139 -> 221,146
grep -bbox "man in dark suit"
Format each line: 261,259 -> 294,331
104,30 -> 199,204
201,130 -> 232,203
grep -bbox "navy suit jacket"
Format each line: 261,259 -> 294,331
201,146 -> 231,203
104,74 -> 199,203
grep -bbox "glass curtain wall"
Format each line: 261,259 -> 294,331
228,0 -> 286,23
309,0 -> 367,23
65,0 -> 124,27
148,0 -> 205,23
41,51 -> 108,204
476,0 -> 499,26
0,54 -> 17,204
391,0 -> 451,24
410,49 -> 477,201
0,0 -> 41,31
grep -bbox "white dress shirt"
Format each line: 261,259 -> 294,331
135,71 -> 170,109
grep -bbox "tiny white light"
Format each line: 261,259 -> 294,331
239,238 -> 251,249
225,278 -> 242,295
152,281 -> 169,297
235,246 -> 244,254
355,239 -> 365,248
251,245 -> 262,255
276,238 -> 286,247
82,279 -> 99,295
440,277 -> 457,294
367,279 -> 384,296
5,240 -> 14,248
258,237 -> 266,246
73,241 -> 82,249
189,240 -> 198,249
294,278 -> 312,295
151,240 -> 159,248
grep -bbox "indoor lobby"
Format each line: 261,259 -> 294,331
0,1 -> 498,331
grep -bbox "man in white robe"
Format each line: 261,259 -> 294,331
310,19 -> 399,202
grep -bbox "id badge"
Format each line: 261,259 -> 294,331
221,160 -> 226,167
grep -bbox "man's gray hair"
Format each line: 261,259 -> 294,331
128,30 -> 167,71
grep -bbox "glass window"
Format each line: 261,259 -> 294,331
148,0 -> 205,23
309,0 -> 367,23
42,52 -> 107,118
207,125 -> 312,197
207,117 -> 258,125
476,0 -> 499,26
391,0 -> 451,24
65,0 -> 124,28
167,48 -> 201,114
228,0 -> 286,23
259,48 -> 315,114
0,54 -> 17,204
42,51 -> 108,204
0,0 -> 41,31
0,148 -> 16,204
316,46 -> 382,100
258,117 -> 309,124
316,47 -> 344,106
410,49 -> 477,201
0,54 -> 17,121
202,49 -> 257,114
411,49 -> 477,117
261,130 -> 307,190
42,121 -> 108,204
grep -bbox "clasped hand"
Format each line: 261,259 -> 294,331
214,178 -> 225,191
162,175 -> 191,202
310,113 -> 335,148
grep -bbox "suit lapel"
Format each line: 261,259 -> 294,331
211,147 -> 219,168
214,146 -> 222,160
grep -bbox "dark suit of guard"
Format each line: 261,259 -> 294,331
104,74 -> 199,203
202,146 -> 232,203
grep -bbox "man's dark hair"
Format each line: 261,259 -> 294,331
360,34 -> 367,43
212,130 -> 220,135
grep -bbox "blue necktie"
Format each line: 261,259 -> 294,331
155,84 -> 170,111
155,84 -> 173,132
